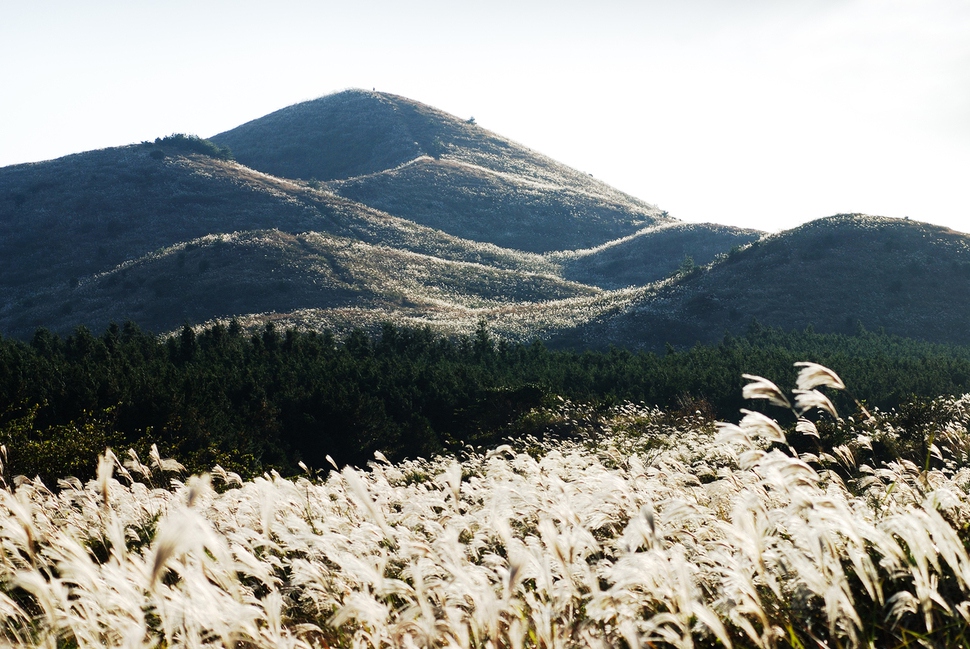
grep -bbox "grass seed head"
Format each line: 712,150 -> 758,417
794,361 -> 846,391
794,389 -> 839,419
741,374 -> 792,409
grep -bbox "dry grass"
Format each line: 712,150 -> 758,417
3,364 -> 970,647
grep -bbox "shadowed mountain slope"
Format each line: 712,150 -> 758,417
209,91 -> 421,182
212,90 -> 669,252
0,143 -> 554,277
551,215 -> 970,350
328,156 -> 667,253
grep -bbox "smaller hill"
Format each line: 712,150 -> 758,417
0,144 -> 324,304
551,222 -> 762,288
552,215 -> 970,350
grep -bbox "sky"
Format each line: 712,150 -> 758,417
2,0 -> 968,234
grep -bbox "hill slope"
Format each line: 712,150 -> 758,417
2,91 -> 762,340
9,229 -> 597,336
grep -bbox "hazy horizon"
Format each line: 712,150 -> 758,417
2,0 -> 968,234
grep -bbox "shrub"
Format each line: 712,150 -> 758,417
0,404 -> 123,485
149,134 -> 234,161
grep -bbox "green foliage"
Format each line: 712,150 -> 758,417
677,254 -> 698,276
0,404 -> 123,485
149,133 -> 234,161
3,321 -> 970,484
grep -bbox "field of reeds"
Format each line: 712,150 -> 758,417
4,363 -> 970,648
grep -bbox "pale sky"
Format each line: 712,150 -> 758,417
2,0 -> 968,234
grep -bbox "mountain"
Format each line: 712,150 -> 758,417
1,90 -> 759,341
551,214 -> 970,350
3,129 -> 966,352
211,90 -> 668,252
24,93 -> 967,352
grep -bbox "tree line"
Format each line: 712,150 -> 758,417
2,320 -> 970,484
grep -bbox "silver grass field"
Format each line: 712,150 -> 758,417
4,364 -> 970,648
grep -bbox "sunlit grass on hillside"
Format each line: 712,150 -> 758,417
1,146 -> 577,338
327,156 -> 660,253
238,284 -> 647,344
4,364 -> 970,647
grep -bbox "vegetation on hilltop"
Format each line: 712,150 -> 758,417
146,133 -> 234,160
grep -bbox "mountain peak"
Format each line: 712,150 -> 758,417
209,89 -> 666,252
210,89 -> 427,182
210,90 -> 659,202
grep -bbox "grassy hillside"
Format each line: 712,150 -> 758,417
212,90 -> 658,199
208,90 -> 424,181
0,143 -> 556,273
555,214 -> 970,349
0,146 -> 319,301
328,156 -> 663,253
222,285 -> 645,346
9,229 -> 598,336
0,129 -> 729,341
